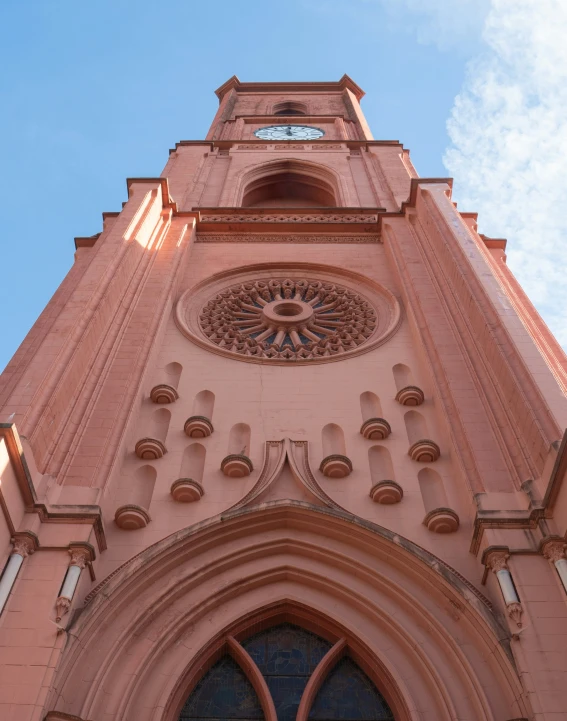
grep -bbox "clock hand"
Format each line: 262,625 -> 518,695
286,126 -> 293,136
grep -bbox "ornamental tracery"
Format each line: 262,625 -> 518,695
178,624 -> 394,721
199,277 -> 377,361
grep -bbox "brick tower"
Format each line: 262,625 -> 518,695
1,76 -> 567,721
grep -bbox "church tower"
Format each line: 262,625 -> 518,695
1,76 -> 567,721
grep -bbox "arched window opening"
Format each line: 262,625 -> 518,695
243,624 -> 332,721
243,173 -> 336,208
309,657 -> 394,720
240,161 -> 339,209
179,655 -> 264,721
178,623 -> 395,721
273,101 -> 308,116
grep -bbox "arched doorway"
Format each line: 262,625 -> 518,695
44,503 -> 530,721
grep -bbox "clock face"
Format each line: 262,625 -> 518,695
254,125 -> 325,141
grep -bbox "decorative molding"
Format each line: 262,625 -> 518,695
200,214 -> 379,224
114,504 -> 151,530
221,454 -> 253,478
237,144 -> 268,150
423,507 -> 459,534
199,276 -> 377,362
196,234 -> 381,244
34,504 -> 107,553
184,415 -> 214,438
273,145 -> 305,150
395,385 -> 424,406
176,264 -> 401,366
150,384 -> 179,404
83,503 -> 494,614
171,478 -> 204,503
506,601 -> 523,628
483,548 -> 510,573
369,480 -> 403,505
229,439 -> 344,512
408,439 -> 440,463
319,454 -> 353,479
67,543 -> 95,568
11,531 -> 39,557
360,417 -> 391,440
55,596 -> 72,623
540,536 -> 567,563
311,145 -> 343,150
135,437 -> 167,460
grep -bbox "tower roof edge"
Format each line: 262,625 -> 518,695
214,75 -> 365,102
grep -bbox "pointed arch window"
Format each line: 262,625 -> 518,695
178,624 -> 394,721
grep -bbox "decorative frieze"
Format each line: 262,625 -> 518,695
200,214 -> 378,223
196,235 -> 381,243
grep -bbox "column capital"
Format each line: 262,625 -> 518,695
481,546 -> 510,573
11,531 -> 39,558
68,542 -> 96,568
540,536 -> 567,563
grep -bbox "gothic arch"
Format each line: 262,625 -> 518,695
45,503 -> 530,721
232,159 -> 346,208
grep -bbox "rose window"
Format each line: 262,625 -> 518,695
199,278 -> 377,361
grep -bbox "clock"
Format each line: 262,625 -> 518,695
254,125 -> 325,141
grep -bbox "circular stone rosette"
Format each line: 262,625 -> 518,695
175,265 -> 401,364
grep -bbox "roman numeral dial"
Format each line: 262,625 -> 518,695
254,125 -> 325,140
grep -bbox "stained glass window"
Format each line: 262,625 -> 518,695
178,626 -> 395,721
308,658 -> 394,721
242,624 -> 332,721
179,655 -> 264,721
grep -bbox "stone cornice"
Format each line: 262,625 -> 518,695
214,74 -> 365,101
0,423 -> 107,552
170,139 -> 405,154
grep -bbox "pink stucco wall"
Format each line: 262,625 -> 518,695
0,76 -> 566,721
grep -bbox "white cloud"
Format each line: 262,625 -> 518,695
444,0 -> 567,346
306,0 -> 489,51
376,0 -> 490,51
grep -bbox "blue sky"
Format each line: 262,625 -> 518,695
1,0 -> 565,371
